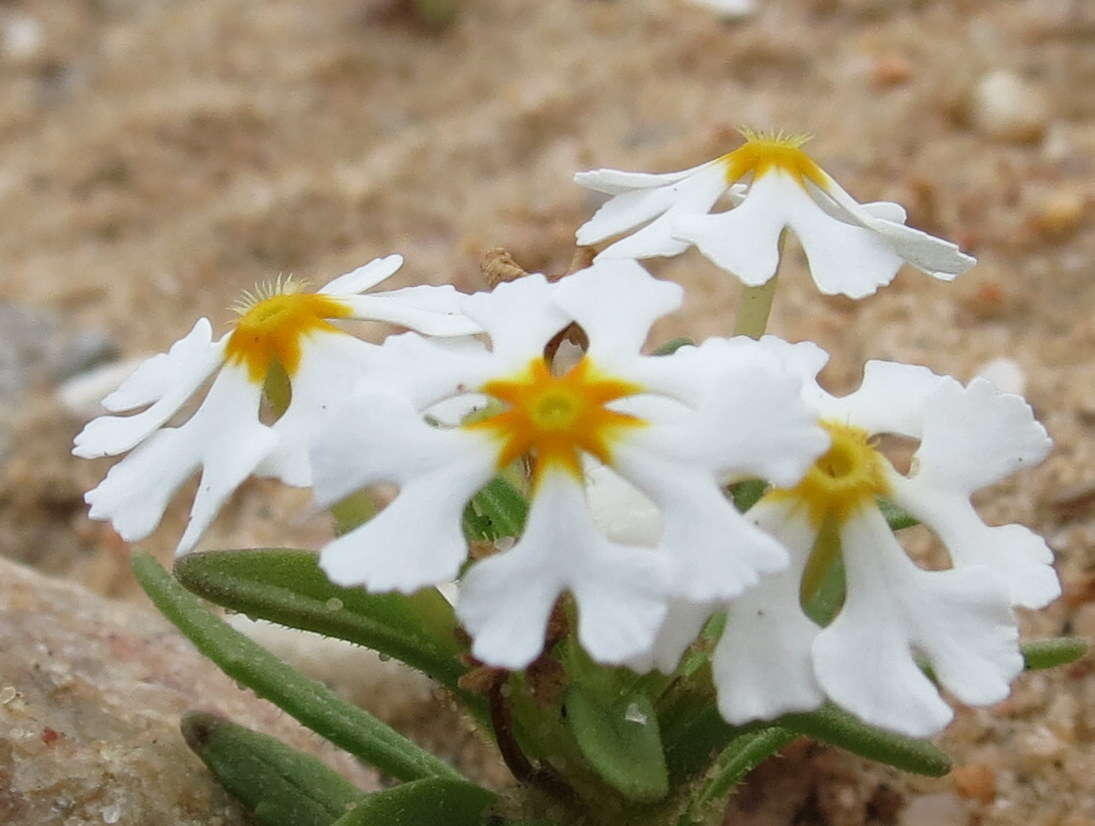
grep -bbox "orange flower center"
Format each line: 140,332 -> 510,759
721,128 -> 827,188
225,289 -> 350,382
467,357 -> 645,482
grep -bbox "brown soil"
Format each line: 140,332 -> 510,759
0,0 -> 1092,824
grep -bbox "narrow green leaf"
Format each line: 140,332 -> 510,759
181,711 -> 362,826
729,479 -> 767,513
779,704 -> 951,777
565,687 -> 669,803
134,553 -> 464,782
1022,637 -> 1088,670
331,778 -> 495,826
652,337 -> 695,356
465,476 -> 528,540
172,550 -> 474,706
331,490 -> 379,536
877,498 -> 918,530
691,727 -> 797,814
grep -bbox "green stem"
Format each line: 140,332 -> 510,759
731,233 -> 785,338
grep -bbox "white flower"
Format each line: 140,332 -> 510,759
641,339 -> 1057,737
75,255 -> 479,556
310,261 -> 827,670
574,129 -> 975,299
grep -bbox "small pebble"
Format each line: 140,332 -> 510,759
899,792 -> 967,826
970,70 -> 1050,143
873,54 -> 914,88
953,763 -> 997,803
1028,190 -> 1085,240
974,357 -> 1026,395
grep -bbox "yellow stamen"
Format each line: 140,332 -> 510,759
467,357 -> 645,483
770,421 -> 890,528
225,281 -> 350,382
721,127 -> 827,188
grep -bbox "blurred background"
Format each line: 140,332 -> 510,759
0,0 -> 1092,824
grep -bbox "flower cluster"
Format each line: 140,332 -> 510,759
76,130 -> 1058,739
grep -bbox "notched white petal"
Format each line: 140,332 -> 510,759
457,472 -> 670,669
461,274 -> 570,368
814,507 -> 1021,738
342,285 -> 481,337
75,322 -> 225,458
824,360 -> 953,439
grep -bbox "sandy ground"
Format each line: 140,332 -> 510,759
0,0 -> 1092,823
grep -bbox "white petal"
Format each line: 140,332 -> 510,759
458,470 -> 670,669
786,185 -> 905,298
85,365 -> 276,555
573,162 -> 715,196
176,367 -> 279,555
821,360 -> 954,438
362,332 -> 496,410
313,388 -> 497,592
589,162 -> 731,260
813,507 -> 1021,738
627,598 -> 714,675
553,260 -> 682,362
613,436 -> 788,602
74,323 -> 226,458
100,318 -> 219,412
585,460 -> 662,548
319,254 -> 404,296
811,176 -> 976,280
254,331 -> 375,486
672,172 -> 793,286
713,500 -> 825,723
751,335 -> 830,400
889,474 -> 1059,610
341,285 -> 481,336
912,377 -> 1052,493
461,274 -> 571,370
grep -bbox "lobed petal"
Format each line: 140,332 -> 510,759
341,284 -> 481,336
457,470 -> 670,669
821,360 -> 955,439
318,254 -> 404,296
813,507 -> 1021,738
461,274 -> 571,370
74,320 -> 226,457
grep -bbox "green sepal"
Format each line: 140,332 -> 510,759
565,686 -> 669,803
1022,637 -> 1088,670
878,498 -> 918,530
652,337 -> 695,356
180,710 -> 362,826
331,778 -> 495,826
729,479 -> 767,513
134,553 -> 463,782
172,549 -> 475,709
463,476 -> 529,542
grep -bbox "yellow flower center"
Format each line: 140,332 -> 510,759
720,128 -> 827,188
225,282 -> 350,382
467,357 -> 645,483
771,421 -> 890,527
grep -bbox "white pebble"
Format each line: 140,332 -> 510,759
971,70 -> 1050,143
974,357 -> 1026,396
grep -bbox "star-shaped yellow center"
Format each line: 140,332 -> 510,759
467,357 -> 645,483
770,420 -> 891,528
225,281 -> 350,382
721,128 -> 827,188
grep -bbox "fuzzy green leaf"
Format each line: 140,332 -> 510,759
330,778 -> 495,826
172,549 -> 473,704
565,687 -> 668,803
134,553 -> 463,782
690,727 -> 797,817
1022,637 -> 1088,670
878,498 -> 918,530
729,479 -> 767,513
463,476 -> 529,541
181,711 -> 362,826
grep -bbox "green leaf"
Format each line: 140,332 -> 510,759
134,553 -> 463,783
464,476 -> 529,541
181,711 -> 362,826
652,337 -> 695,356
565,686 -> 669,803
331,778 -> 495,826
690,727 -> 797,816
878,498 -> 918,530
330,490 -> 379,536
172,550 -> 474,706
779,704 -> 951,777
1022,637 -> 1088,670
